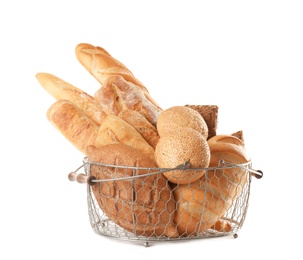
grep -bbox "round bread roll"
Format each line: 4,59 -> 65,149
156,106 -> 208,139
86,144 -> 178,238
154,127 -> 210,184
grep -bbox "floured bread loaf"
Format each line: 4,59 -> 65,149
94,75 -> 162,126
86,144 -> 178,238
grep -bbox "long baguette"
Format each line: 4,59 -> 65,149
94,114 -> 155,161
36,72 -> 107,125
47,100 -> 99,154
75,43 -> 147,91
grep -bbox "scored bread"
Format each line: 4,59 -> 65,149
75,43 -> 147,92
47,100 -> 99,154
94,75 -> 162,126
94,114 -> 155,160
36,72 -> 107,125
118,109 -> 160,148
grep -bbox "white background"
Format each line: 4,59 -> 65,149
1,0 -> 302,259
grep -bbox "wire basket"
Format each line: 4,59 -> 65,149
69,158 -> 262,246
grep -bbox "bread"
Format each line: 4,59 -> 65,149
154,127 -> 210,184
47,100 -> 99,154
118,109 -> 160,148
185,105 -> 218,139
36,72 -> 107,125
76,43 -> 162,111
208,135 -> 249,166
231,130 -> 244,145
94,75 -> 162,126
211,219 -> 232,232
94,114 -> 155,160
173,134 -> 250,236
75,43 -> 147,92
86,144 -> 178,238
157,106 -> 208,139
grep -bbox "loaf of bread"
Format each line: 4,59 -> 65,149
94,114 -> 155,160
154,127 -> 210,184
75,43 -> 147,92
47,100 -> 99,154
173,134 -> 250,236
157,106 -> 208,139
75,43 -> 162,110
86,144 -> 178,238
94,75 -> 162,126
118,109 -> 160,148
36,72 -> 107,125
185,105 -> 218,139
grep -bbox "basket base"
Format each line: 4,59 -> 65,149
89,218 -> 240,246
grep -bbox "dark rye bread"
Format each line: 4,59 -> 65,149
185,105 -> 218,139
86,144 -> 178,238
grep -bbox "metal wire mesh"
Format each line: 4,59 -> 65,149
76,159 -> 257,245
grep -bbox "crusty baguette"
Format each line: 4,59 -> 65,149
47,100 -> 99,154
75,43 -> 147,91
36,72 -> 107,125
94,75 -> 162,126
75,43 -> 162,110
118,109 -> 160,148
94,114 -> 155,160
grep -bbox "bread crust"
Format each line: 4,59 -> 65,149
86,144 -> 178,238
155,127 -> 210,184
75,43 -> 148,92
94,75 -> 162,125
118,109 -> 160,148
157,106 -> 208,139
94,114 -> 155,160
36,72 -> 107,125
47,100 -> 99,154
185,105 -> 218,139
173,134 -> 250,236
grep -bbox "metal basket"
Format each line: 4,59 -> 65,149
69,159 -> 262,246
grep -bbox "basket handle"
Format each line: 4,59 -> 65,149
68,172 -> 96,185
249,169 -> 263,179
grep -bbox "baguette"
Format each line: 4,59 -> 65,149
75,43 -> 162,110
94,75 -> 162,126
94,114 -> 155,160
36,72 -> 107,125
75,43 -> 147,91
47,100 -> 99,154
118,109 -> 160,149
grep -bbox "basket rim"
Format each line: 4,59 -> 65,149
80,157 -> 253,182
82,156 -> 252,171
